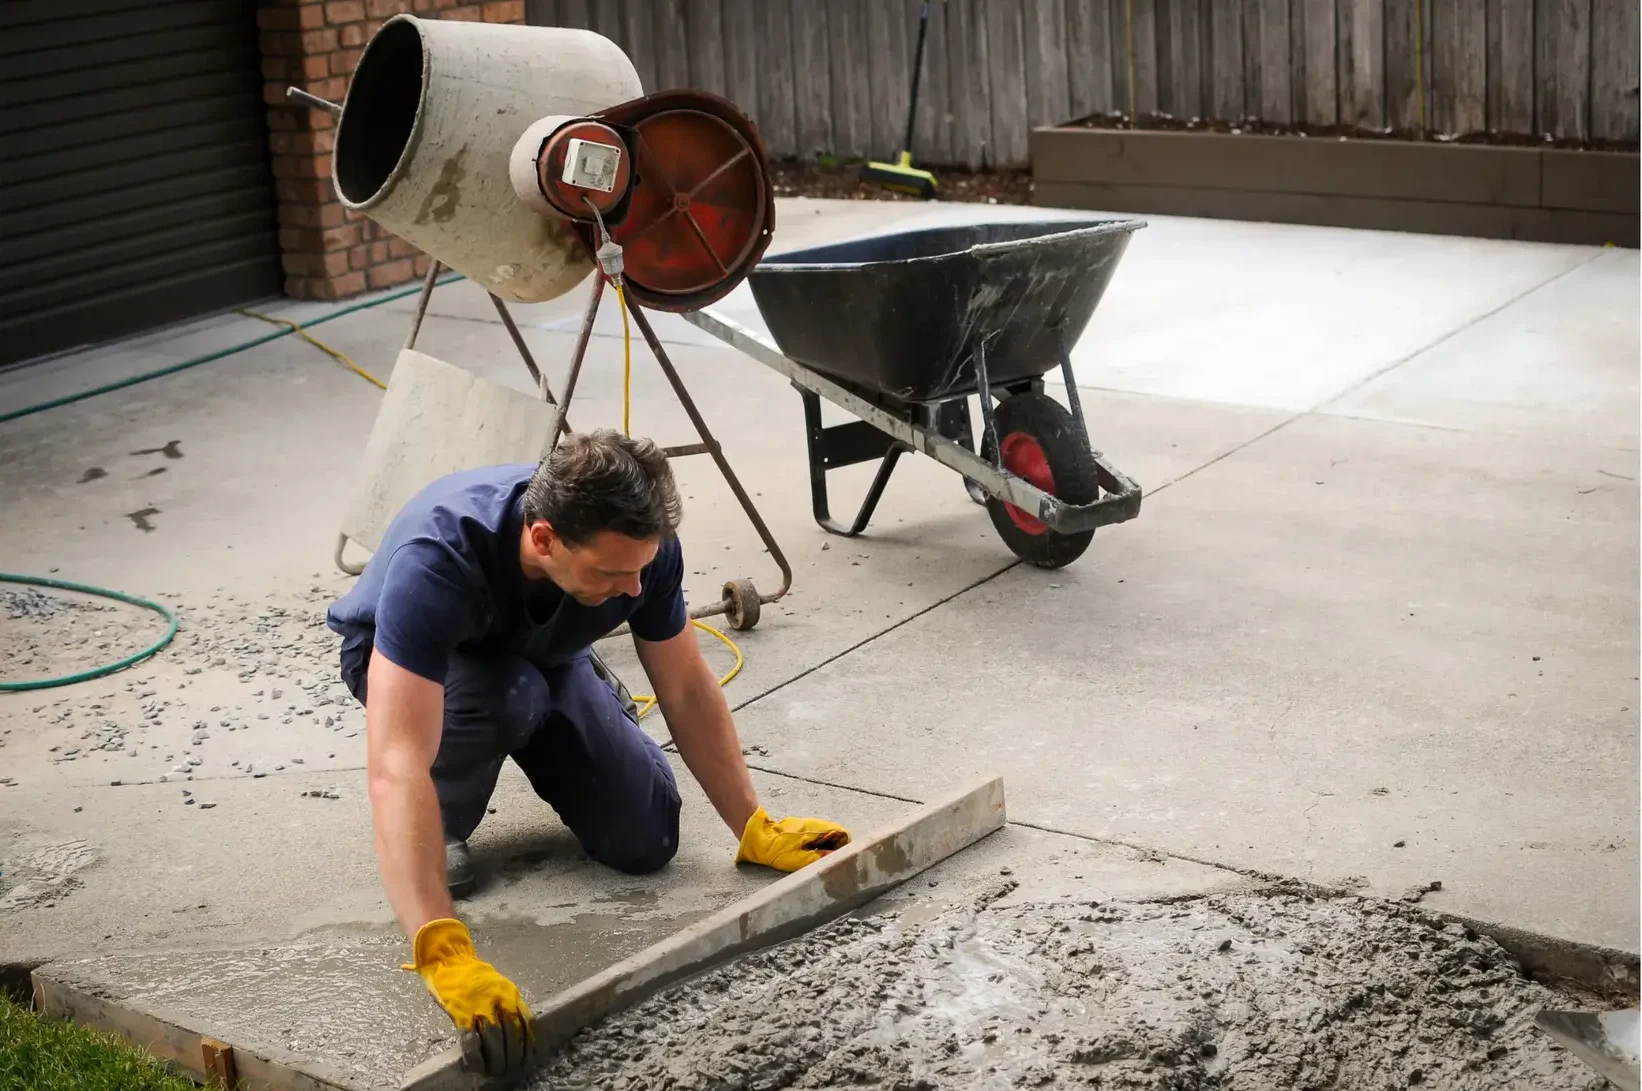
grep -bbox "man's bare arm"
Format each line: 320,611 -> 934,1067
634,625 -> 758,836
364,652 -> 454,939
635,625 -> 851,871
365,655 -> 533,1075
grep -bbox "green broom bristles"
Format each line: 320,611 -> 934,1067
859,151 -> 938,199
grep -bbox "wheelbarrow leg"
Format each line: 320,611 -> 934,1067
800,389 -> 906,537
973,338 -> 1001,469
930,398 -> 987,506
1057,337 -> 1091,449
625,304 -> 794,612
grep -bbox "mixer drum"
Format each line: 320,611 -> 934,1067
331,15 -> 642,304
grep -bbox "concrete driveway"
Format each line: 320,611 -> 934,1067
1,197 -> 1635,1072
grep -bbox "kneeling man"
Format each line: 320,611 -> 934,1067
328,430 -> 848,1074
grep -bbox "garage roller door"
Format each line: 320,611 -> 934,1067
0,0 -> 282,369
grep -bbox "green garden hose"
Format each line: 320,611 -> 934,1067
0,574 -> 179,692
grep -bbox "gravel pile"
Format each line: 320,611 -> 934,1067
2,589 -> 138,678
4,586 -> 77,621
1,581 -> 361,796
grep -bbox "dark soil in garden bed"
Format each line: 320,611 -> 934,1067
1067,110 -> 1639,152
768,160 -> 1033,204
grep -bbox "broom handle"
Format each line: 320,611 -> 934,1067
902,1 -> 930,155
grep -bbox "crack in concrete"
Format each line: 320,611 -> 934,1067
1259,698 -> 1310,878
1129,252 -> 1607,496
728,560 -> 1022,716
1312,252 -> 1606,414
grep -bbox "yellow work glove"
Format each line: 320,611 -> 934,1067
402,918 -> 533,1077
735,806 -> 851,871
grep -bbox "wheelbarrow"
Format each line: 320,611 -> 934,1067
682,217 -> 1145,568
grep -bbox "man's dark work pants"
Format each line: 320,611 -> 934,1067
345,647 -> 681,875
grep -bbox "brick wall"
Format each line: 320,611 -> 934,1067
257,0 -> 526,301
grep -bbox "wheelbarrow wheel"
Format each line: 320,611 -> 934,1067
722,578 -> 761,631
981,392 -> 1099,569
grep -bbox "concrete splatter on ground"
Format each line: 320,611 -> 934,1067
0,839 -> 99,912
2,582 -> 346,690
0,582 -> 363,792
2,588 -> 142,679
532,885 -> 1611,1091
4,586 -> 74,621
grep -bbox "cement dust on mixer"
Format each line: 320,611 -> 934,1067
325,16 -> 639,305
323,13 -> 773,311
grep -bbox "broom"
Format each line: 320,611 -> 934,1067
859,1 -> 938,199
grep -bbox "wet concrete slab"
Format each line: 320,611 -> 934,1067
31,770 -> 1247,1090
528,888 -> 1606,1091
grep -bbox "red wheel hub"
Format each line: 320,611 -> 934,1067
1000,432 -> 1054,535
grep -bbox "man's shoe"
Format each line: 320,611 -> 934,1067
445,836 -> 477,899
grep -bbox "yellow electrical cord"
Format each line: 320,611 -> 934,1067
237,308 -> 387,389
633,617 -> 744,720
250,279 -> 744,718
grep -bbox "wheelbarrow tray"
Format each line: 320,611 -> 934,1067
746,218 -> 1143,404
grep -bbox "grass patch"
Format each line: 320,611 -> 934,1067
0,992 -> 198,1091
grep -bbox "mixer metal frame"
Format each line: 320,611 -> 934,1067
395,258 -> 793,633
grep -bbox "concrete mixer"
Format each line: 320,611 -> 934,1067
305,13 -> 1145,631
302,14 -> 788,632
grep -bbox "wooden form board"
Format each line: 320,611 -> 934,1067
31,972 -> 357,1091
400,775 -> 1009,1091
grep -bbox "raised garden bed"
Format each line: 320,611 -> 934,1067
1031,116 -> 1638,247
769,159 -> 1032,204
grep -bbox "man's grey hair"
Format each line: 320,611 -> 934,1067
522,430 -> 683,546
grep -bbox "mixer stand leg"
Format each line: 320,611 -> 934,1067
624,300 -> 793,621
488,272 -> 794,628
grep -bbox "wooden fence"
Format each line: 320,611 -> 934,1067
525,1 -> 1642,168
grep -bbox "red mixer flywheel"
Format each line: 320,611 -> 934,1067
577,90 -> 775,312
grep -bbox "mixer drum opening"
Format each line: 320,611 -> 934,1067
334,19 -> 424,206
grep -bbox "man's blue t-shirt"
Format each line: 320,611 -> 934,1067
327,463 -> 686,690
